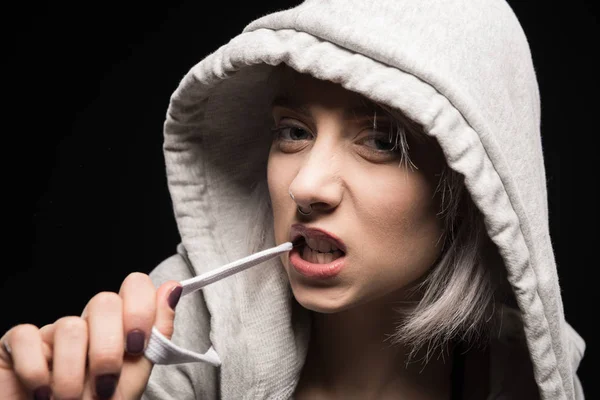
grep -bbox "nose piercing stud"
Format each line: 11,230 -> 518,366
297,205 -> 312,216
290,189 -> 312,215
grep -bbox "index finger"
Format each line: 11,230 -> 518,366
119,272 -> 157,356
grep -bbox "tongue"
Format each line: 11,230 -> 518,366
301,246 -> 343,264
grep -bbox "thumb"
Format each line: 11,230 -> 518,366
153,282 -> 183,340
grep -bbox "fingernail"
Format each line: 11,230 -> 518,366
96,374 -> 118,399
168,285 -> 183,310
33,385 -> 52,400
126,329 -> 146,355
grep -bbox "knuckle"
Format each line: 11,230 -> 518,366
12,323 -> 39,336
127,271 -> 150,284
10,324 -> 39,345
55,316 -> 86,331
121,272 -> 152,292
89,291 -> 122,310
39,323 -> 54,331
55,317 -> 88,340
121,272 -> 155,299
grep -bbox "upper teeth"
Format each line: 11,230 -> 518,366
305,236 -> 338,253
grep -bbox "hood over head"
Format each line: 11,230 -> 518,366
159,0 -> 585,398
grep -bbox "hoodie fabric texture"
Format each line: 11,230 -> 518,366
142,1 -> 586,398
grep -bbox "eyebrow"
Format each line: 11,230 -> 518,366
271,96 -> 389,120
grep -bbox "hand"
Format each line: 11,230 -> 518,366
0,273 -> 183,400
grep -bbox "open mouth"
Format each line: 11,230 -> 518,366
293,236 -> 345,264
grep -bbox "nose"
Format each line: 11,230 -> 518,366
288,142 -> 343,215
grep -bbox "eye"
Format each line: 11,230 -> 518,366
360,136 -> 398,151
354,130 -> 412,164
358,131 -> 402,153
272,126 -> 313,141
271,122 -> 314,153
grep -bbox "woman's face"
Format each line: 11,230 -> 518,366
267,72 -> 444,313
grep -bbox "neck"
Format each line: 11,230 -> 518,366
296,293 -> 454,399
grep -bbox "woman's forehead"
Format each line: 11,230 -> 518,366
273,71 -> 381,117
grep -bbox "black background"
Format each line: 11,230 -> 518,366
3,1 -> 597,398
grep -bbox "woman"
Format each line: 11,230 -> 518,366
0,0 -> 585,399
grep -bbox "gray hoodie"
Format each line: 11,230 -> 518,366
142,0 -> 586,398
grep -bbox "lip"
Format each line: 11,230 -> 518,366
289,224 -> 347,253
288,224 -> 347,279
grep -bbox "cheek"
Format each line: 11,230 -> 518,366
357,169 -> 443,268
267,151 -> 295,242
359,166 -> 438,223
267,152 -> 293,205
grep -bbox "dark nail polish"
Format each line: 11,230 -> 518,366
168,286 -> 183,310
96,374 -> 118,399
33,385 -> 52,400
126,330 -> 145,355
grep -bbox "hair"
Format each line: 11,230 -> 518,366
246,64 -> 504,363
376,105 -> 502,362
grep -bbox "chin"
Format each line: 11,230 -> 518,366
289,281 -> 358,314
295,298 -> 350,314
